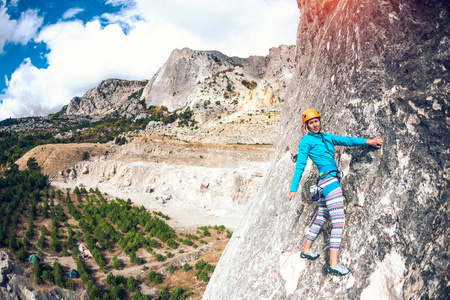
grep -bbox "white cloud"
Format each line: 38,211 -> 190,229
105,0 -> 135,7
135,0 -> 299,57
0,0 -> 299,120
0,4 -> 43,52
0,17 -> 206,119
10,0 -> 20,7
62,7 -> 84,20
0,58 -> 50,119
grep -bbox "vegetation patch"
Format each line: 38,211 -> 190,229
0,168 -> 231,299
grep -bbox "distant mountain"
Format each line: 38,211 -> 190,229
64,46 -> 296,123
65,79 -> 148,118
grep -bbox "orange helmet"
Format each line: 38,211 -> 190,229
302,109 -> 320,124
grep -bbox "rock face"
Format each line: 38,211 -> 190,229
142,46 -> 295,122
204,1 -> 449,299
65,78 -> 148,117
0,251 -> 83,300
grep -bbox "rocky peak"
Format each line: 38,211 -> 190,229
65,78 -> 148,117
141,46 -> 295,122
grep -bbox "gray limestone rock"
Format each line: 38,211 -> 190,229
142,46 -> 296,122
0,251 -> 84,300
65,78 -> 147,117
204,0 -> 449,299
0,251 -> 23,285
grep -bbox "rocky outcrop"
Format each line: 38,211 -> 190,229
0,251 -> 84,300
204,0 -> 449,299
142,46 -> 295,122
65,78 -> 147,117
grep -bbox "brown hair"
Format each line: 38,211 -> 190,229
301,119 -> 323,136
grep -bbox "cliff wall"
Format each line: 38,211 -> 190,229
142,46 -> 295,122
204,0 -> 449,299
65,79 -> 148,117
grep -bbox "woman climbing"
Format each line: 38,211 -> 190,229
287,109 -> 383,276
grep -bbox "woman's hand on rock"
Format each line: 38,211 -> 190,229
366,136 -> 383,148
288,192 -> 296,201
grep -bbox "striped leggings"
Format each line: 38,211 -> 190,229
306,176 -> 345,250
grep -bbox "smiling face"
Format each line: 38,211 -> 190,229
307,117 -> 321,133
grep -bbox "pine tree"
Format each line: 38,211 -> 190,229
53,259 -> 64,287
26,157 -> 39,170
34,261 -> 43,284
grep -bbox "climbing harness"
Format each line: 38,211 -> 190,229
310,146 -> 344,201
253,208 -> 318,300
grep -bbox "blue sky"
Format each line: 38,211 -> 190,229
0,0 -> 298,120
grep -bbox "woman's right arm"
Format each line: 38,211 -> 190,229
288,141 -> 310,201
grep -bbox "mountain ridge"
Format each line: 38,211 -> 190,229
63,45 -> 295,123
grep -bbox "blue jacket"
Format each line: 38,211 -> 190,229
290,132 -> 366,192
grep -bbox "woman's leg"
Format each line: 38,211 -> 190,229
303,198 -> 329,253
323,181 -> 345,268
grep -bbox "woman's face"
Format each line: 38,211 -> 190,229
307,118 -> 321,133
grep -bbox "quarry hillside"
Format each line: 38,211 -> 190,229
204,0 -> 449,299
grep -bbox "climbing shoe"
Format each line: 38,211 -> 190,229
300,251 -> 320,260
326,264 -> 350,276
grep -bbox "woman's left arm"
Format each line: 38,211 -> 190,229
328,133 -> 366,147
366,136 -> 383,148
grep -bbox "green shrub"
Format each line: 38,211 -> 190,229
185,234 -> 198,240
148,271 -> 162,284
65,280 -> 75,290
16,247 -> 27,261
182,239 -> 193,246
167,264 -> 176,274
127,276 -> 138,293
199,226 -> 211,236
195,270 -> 209,282
241,79 -> 257,90
182,263 -> 191,271
42,270 -> 54,283
157,285 -> 169,300
26,157 -> 39,170
112,256 -> 122,270
82,151 -> 90,161
195,259 -> 206,270
166,239 -> 177,249
169,287 -> 189,300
